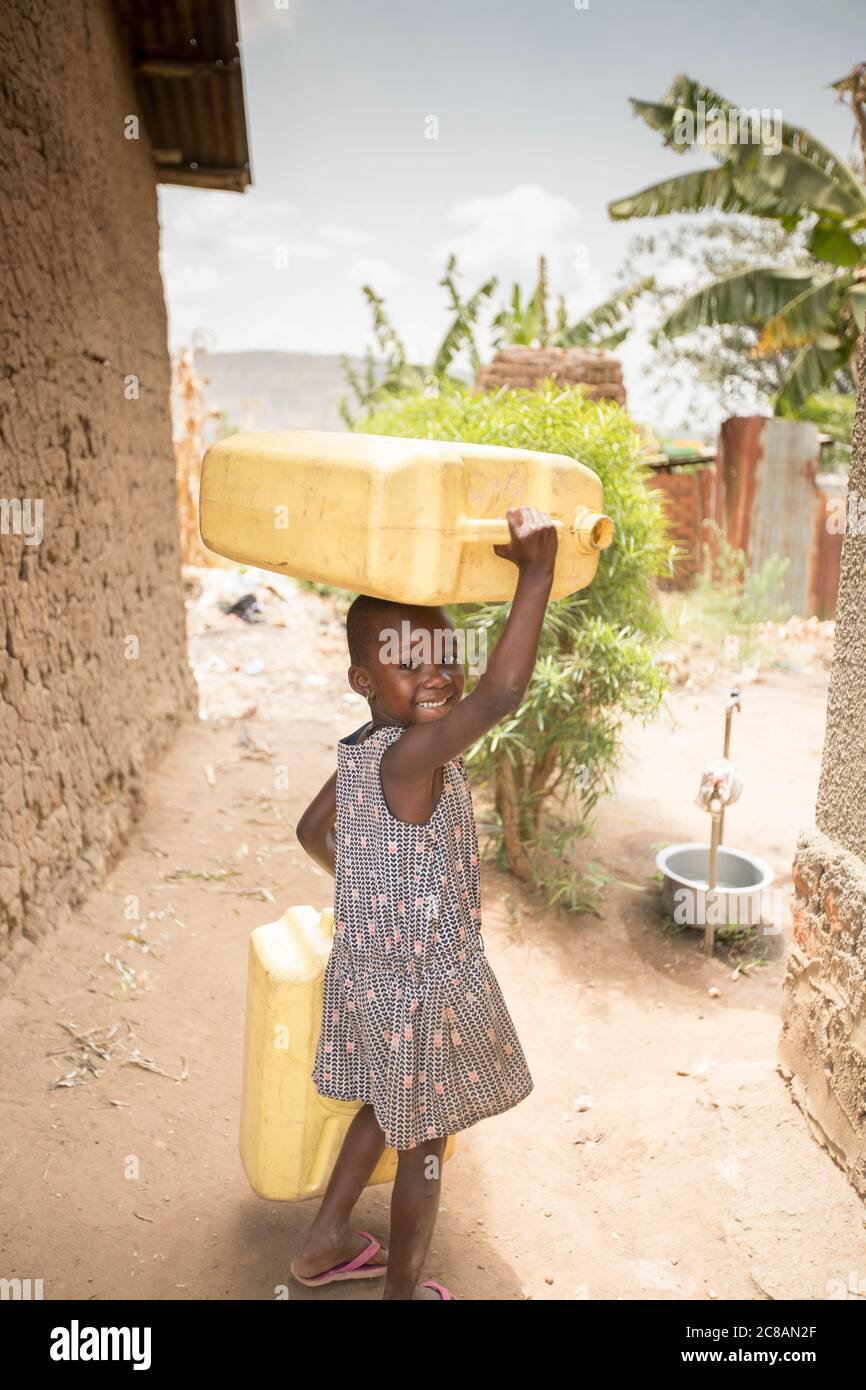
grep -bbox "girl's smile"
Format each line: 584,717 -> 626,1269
414,689 -> 456,712
347,603 -> 466,727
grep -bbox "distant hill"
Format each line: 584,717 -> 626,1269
195,350 -> 365,433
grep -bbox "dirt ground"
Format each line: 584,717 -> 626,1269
1,573 -> 864,1301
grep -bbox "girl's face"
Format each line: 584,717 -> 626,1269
349,605 -> 465,725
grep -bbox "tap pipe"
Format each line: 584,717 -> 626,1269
706,807 -> 722,958
718,688 -> 741,847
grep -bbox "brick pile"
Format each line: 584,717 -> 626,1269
474,346 -> 627,405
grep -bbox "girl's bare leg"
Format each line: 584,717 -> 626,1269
382,1135 -> 448,1300
293,1103 -> 389,1276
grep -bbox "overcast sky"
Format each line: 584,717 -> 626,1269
159,0 -> 864,423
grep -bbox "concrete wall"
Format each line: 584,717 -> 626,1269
814,363 -> 866,855
779,338 -> 866,1195
0,1 -> 195,980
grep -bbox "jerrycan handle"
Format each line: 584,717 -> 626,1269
457,506 -> 614,556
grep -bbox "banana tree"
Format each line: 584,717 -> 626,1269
608,74 -> 866,411
491,254 -> 653,351
340,255 -> 651,423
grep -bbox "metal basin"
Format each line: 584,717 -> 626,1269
656,843 -> 775,929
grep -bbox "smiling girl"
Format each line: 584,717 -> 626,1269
291,506 -> 556,1300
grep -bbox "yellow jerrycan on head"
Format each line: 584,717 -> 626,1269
200,429 -> 613,606
239,904 -> 456,1202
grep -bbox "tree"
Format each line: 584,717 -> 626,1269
339,256 -> 651,424
491,254 -> 652,352
608,74 -> 866,412
614,216 -> 816,428
356,385 -> 672,893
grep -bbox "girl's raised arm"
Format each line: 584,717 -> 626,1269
382,507 -> 557,785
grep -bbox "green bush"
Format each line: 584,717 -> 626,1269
781,389 -> 855,472
693,525 -> 792,664
356,382 -> 674,898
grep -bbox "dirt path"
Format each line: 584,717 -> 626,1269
1,579 -> 864,1301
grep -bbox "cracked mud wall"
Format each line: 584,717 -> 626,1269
779,336 -> 866,1195
0,1 -> 196,979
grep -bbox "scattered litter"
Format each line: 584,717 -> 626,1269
573,1130 -> 605,1147
122,1049 -> 189,1083
103,953 -> 154,994
120,925 -> 167,961
237,726 -> 275,760
573,1093 -> 594,1112
220,593 -> 263,623
657,597 -> 835,690
229,886 -> 276,903
48,1020 -> 134,1089
244,658 -> 265,677
204,764 -> 217,787
51,1071 -> 89,1090
165,867 -> 240,883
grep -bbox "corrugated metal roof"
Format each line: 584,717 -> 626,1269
114,0 -> 252,192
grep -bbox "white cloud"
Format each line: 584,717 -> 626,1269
159,189 -> 340,265
432,182 -> 616,348
159,186 -> 374,351
321,223 -> 368,247
440,184 -> 595,296
348,257 -> 406,292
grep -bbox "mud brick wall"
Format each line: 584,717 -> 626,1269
475,347 -> 627,406
779,830 -> 866,1195
0,1 -> 196,978
779,337 -> 866,1194
645,465 -> 716,587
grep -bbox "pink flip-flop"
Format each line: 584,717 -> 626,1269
420,1279 -> 456,1300
291,1229 -> 388,1287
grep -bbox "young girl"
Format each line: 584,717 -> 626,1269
291,506 -> 557,1300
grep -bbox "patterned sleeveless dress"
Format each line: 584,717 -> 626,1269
311,720 -> 534,1150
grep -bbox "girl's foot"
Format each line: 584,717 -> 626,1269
293,1228 -> 389,1281
383,1281 -> 454,1300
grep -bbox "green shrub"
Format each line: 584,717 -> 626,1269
356,382 -> 674,896
693,525 -> 791,663
780,389 -> 855,472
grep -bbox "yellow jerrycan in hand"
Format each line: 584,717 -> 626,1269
239,904 -> 457,1201
200,429 -> 613,605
